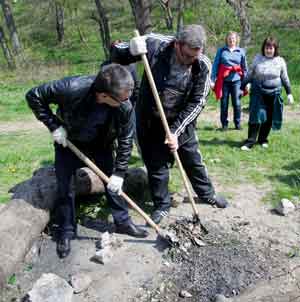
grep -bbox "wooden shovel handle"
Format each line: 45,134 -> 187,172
134,30 -> 199,218
66,139 -> 161,233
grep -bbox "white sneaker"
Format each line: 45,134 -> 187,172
241,145 -> 251,151
261,143 -> 268,148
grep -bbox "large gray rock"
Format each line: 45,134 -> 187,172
26,273 -> 73,302
70,273 -> 93,294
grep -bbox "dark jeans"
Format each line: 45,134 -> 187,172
220,80 -> 241,128
54,143 -> 129,239
138,131 -> 215,210
244,93 -> 274,147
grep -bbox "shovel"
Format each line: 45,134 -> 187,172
134,30 -> 207,233
66,139 -> 177,246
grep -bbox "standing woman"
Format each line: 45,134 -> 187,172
241,36 -> 294,151
211,31 -> 248,130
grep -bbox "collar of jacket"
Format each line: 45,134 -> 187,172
222,46 -> 243,52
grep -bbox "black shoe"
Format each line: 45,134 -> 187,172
150,208 -> 170,224
221,125 -> 228,131
115,221 -> 148,238
235,125 -> 242,130
56,237 -> 71,259
202,194 -> 228,208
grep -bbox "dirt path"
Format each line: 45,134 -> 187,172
0,118 -> 44,134
200,105 -> 300,125
0,105 -> 298,134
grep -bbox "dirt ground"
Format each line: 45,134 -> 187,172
0,179 -> 299,302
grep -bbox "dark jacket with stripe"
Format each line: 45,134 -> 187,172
111,33 -> 211,146
25,75 -> 134,176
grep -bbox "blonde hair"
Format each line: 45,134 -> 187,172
225,31 -> 240,46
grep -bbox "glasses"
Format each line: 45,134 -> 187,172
109,94 -> 129,104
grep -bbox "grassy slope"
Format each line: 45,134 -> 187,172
0,0 -> 299,204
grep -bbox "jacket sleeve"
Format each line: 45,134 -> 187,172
110,41 -> 139,65
211,48 -> 222,82
280,58 -> 292,95
111,33 -> 174,66
25,80 -> 66,132
241,49 -> 248,78
241,54 -> 260,90
114,101 -> 135,177
170,56 -> 211,136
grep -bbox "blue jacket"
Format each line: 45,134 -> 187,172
211,46 -> 248,82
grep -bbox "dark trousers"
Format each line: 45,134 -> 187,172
139,131 -> 215,210
54,143 -> 129,239
244,93 -> 274,147
220,80 -> 241,128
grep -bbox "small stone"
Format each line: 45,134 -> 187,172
92,247 -> 113,264
70,273 -> 92,294
179,290 -> 192,298
170,193 -> 184,208
97,232 -> 111,249
192,237 -> 206,247
214,294 -> 230,302
275,198 -> 295,216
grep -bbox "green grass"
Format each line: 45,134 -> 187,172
0,129 -> 53,203
0,83 -> 33,121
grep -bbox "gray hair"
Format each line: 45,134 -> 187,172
94,63 -> 134,99
177,24 -> 207,49
225,31 -> 240,46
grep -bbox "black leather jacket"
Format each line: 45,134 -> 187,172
25,75 -> 134,176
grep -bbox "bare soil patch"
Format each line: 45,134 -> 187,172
0,118 -> 44,134
0,180 -> 299,302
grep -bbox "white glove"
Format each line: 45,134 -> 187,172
129,36 -> 147,56
107,174 -> 124,195
210,81 -> 215,89
287,94 -> 294,105
245,83 -> 251,91
52,126 -> 67,147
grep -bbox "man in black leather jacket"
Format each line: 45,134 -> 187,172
112,25 -> 229,225
26,64 -> 148,259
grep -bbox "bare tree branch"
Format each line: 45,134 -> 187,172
129,0 -> 152,35
0,0 -> 22,54
225,0 -> 251,47
157,0 -> 173,30
94,0 -> 111,59
0,25 -> 15,69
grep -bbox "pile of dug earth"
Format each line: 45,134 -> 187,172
132,218 -> 282,302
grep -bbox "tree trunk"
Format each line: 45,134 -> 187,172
176,0 -> 184,34
129,0 -> 152,35
55,0 -> 64,43
158,0 -> 173,30
94,0 -> 111,59
0,0 -> 21,54
0,25 -> 15,69
225,0 -> 251,47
